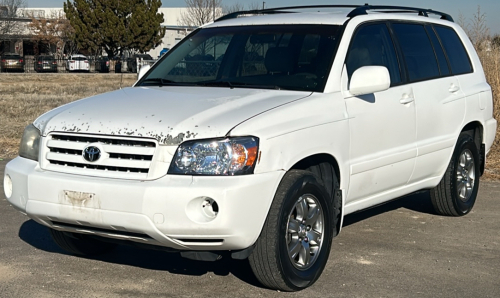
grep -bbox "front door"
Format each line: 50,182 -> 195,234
342,23 -> 417,210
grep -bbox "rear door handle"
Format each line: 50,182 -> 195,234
449,84 -> 460,93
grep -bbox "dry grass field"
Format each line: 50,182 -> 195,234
0,73 -> 137,158
0,53 -> 499,179
479,47 -> 500,179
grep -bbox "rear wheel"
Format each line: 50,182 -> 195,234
49,229 -> 117,256
430,133 -> 480,216
249,170 -> 336,291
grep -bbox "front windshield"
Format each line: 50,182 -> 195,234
138,25 -> 340,92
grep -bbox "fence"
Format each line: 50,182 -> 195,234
0,56 -> 155,74
1,56 -> 226,76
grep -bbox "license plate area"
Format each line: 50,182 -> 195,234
62,190 -> 98,208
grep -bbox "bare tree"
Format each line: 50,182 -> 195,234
0,0 -> 26,53
457,12 -> 469,33
247,2 -> 262,11
28,10 -> 75,57
222,2 -> 244,14
469,6 -> 490,49
459,6 -> 490,50
178,0 -> 223,27
223,1 -> 261,14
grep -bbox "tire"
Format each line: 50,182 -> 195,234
249,170 -> 336,291
430,133 -> 480,216
49,228 -> 117,256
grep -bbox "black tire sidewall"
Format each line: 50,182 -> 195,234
277,174 -> 333,290
449,135 -> 480,215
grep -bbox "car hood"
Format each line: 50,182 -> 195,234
34,86 -> 311,145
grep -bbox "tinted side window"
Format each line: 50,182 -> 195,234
392,23 -> 440,82
425,26 -> 451,76
434,26 -> 473,75
346,23 -> 401,86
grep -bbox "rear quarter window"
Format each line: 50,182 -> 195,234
434,25 -> 473,75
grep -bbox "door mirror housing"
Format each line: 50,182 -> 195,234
137,64 -> 151,81
349,66 -> 390,96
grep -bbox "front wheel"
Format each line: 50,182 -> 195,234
430,133 -> 480,216
249,170 -> 336,291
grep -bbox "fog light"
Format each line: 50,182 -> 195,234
201,198 -> 219,219
4,174 -> 13,199
186,196 -> 219,223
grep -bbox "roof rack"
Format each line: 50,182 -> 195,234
215,5 -> 360,22
215,4 -> 454,23
347,5 -> 454,22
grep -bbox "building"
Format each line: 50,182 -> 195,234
149,8 -> 195,58
0,6 -> 193,57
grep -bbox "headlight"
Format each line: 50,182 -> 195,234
168,137 -> 259,175
19,124 -> 41,161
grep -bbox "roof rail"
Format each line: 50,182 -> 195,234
347,5 -> 454,22
215,4 -> 454,23
215,5 -> 360,22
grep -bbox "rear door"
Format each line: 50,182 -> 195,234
390,23 -> 466,183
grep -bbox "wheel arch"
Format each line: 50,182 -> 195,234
289,153 -> 343,236
461,121 -> 485,175
290,154 -> 341,184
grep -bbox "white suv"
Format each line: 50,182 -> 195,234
4,5 -> 497,291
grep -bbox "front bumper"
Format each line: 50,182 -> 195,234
4,157 -> 284,251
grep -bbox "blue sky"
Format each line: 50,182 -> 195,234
27,0 -> 500,34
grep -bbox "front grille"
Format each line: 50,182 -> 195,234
49,160 -> 149,173
43,133 -> 157,179
51,134 -> 155,147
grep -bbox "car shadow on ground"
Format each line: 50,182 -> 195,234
343,190 -> 436,227
18,219 -> 261,287
17,190 -> 436,288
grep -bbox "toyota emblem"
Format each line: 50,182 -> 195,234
83,146 -> 101,162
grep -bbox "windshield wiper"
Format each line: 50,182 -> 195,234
140,78 -> 183,87
199,81 -> 235,88
200,81 -> 280,90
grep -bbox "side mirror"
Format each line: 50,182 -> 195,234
349,66 -> 390,96
137,64 -> 151,81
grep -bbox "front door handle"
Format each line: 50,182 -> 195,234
400,94 -> 414,104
